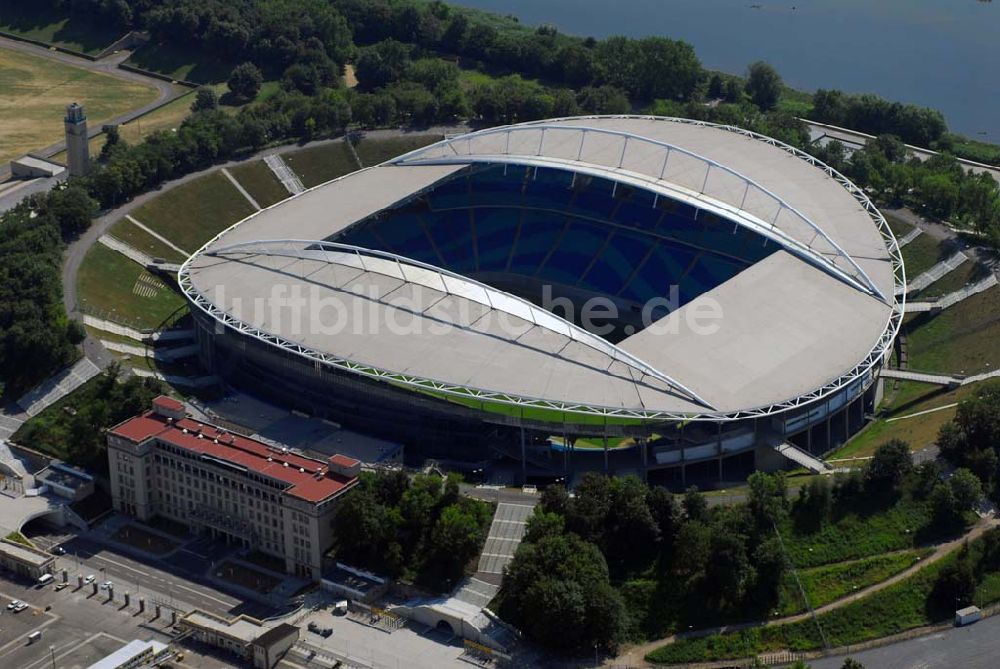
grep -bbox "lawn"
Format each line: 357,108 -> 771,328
228,159 -> 290,208
913,259 -> 989,300
352,134 -> 443,167
111,524 -> 179,556
0,47 -> 158,165
906,285 -> 1000,375
778,498 -> 936,568
283,141 -> 360,188
130,171 -> 257,253
647,534 -> 997,664
108,218 -> 188,264
0,2 -> 123,54
76,243 -> 186,330
829,381 -> 1000,460
125,41 -> 240,84
215,560 -> 282,594
900,232 -> 945,279
883,211 -> 914,237
775,549 -> 931,617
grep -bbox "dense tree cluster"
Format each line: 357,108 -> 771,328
810,90 -> 947,147
500,473 -> 790,655
938,385 -> 1000,503
331,471 -> 492,591
0,184 -> 97,396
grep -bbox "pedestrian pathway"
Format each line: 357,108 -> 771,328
221,167 -> 262,210
82,314 -> 194,343
131,367 -> 219,388
896,227 -> 923,248
17,357 -> 101,416
125,215 -> 191,257
907,251 -> 969,294
264,154 -> 305,195
98,234 -> 155,267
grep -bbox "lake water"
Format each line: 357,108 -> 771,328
454,0 -> 1000,139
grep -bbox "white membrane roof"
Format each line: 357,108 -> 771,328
183,117 -> 903,419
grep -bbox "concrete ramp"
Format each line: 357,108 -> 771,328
264,154 -> 305,195
907,251 -> 969,294
881,368 -> 962,386
773,442 -> 831,474
896,227 -> 923,248
17,358 -> 101,416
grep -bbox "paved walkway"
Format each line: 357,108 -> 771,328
263,154 -> 305,195
17,357 -> 100,416
221,167 -> 261,210
124,215 -> 191,256
907,251 -> 969,294
615,517 -> 999,667
98,234 -> 154,266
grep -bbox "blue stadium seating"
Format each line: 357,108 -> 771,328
338,163 -> 777,314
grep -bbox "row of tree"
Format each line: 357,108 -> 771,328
331,470 -> 492,591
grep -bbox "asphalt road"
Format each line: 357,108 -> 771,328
809,615 -> 1000,669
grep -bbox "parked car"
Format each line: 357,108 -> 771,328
307,622 -> 320,633
13,602 -> 28,613
321,628 -> 333,638
100,581 -> 113,590
6,600 -> 21,610
52,546 -> 65,556
84,575 -> 95,584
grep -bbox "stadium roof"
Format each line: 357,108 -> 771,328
181,117 -> 904,421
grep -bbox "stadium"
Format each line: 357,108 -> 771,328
178,116 -> 905,481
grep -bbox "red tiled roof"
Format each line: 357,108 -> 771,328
152,395 -> 184,413
329,454 -> 360,467
109,412 -> 357,502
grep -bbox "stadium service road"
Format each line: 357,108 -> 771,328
809,616 -> 1000,669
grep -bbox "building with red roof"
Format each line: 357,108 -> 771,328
107,397 -> 359,579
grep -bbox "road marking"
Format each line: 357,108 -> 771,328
84,554 -> 237,608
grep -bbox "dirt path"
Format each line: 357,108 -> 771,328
613,516 -> 998,667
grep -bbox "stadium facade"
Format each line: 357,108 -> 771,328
179,117 -> 905,479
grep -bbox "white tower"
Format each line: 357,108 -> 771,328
64,102 -> 90,177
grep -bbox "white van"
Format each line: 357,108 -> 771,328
27,631 -> 42,644
37,573 -> 54,586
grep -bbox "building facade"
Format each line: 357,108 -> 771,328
107,397 -> 360,579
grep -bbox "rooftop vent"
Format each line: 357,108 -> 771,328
182,429 -> 189,434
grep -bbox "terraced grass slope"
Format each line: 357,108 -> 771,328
283,141 -> 360,188
130,171 -> 257,253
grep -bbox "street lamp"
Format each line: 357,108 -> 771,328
49,644 -> 55,669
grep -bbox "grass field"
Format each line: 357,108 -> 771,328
648,534 -> 999,664
228,160 -> 290,208
913,259 -> 989,299
130,171 -> 256,252
779,498 -> 937,568
906,285 -> 1000,374
126,41 -> 239,84
0,3 -> 122,54
883,212 -> 914,237
76,243 -> 186,329
900,232 -> 946,279
0,47 -> 158,165
283,141 -> 360,188
352,134 -> 443,166
108,218 -> 188,264
776,548 -> 932,617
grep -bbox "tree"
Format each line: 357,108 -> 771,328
355,39 -> 411,90
840,659 -> 865,669
191,87 -> 218,112
566,472 -> 611,543
929,551 -> 976,617
747,471 -> 787,526
228,62 -> 263,102
423,503 -> 486,586
745,61 -> 782,111
605,476 -> 659,570
539,484 -> 570,516
524,510 -> 565,543
949,468 -> 983,512
865,439 -> 913,493
577,85 -> 630,115
42,184 -> 98,237
501,532 -> 627,653
683,486 -> 709,523
99,124 -> 122,161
